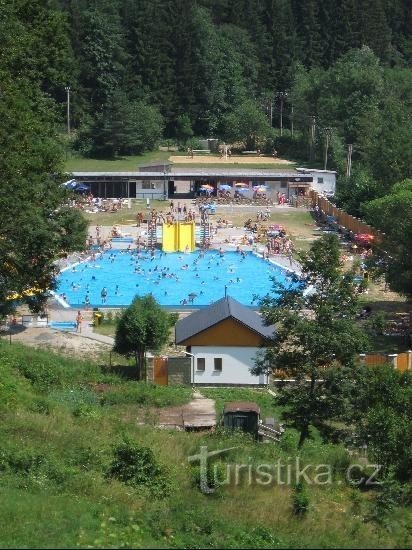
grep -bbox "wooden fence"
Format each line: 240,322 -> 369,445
309,190 -> 384,242
272,351 -> 411,380
360,351 -> 412,372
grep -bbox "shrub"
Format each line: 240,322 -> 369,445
292,481 -> 310,516
108,437 -> 171,497
234,525 -> 283,548
17,359 -> 61,391
371,476 -> 412,522
72,403 -> 101,419
28,397 -> 53,415
0,448 -> 46,475
191,460 -> 228,494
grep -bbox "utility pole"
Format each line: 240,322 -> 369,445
270,99 -> 273,128
291,104 -> 294,138
323,127 -> 332,170
163,161 -> 168,200
65,86 -> 71,137
276,91 -> 287,136
309,116 -> 316,161
346,143 -> 353,179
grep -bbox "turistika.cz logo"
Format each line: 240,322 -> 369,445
188,445 -> 381,494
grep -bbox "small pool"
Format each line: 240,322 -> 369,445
49,321 -> 76,331
56,249 -> 297,308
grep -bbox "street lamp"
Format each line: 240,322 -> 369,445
64,86 -> 71,137
276,91 -> 288,136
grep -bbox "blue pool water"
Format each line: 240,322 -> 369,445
57,250 -> 295,308
49,321 -> 77,331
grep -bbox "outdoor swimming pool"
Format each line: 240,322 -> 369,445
49,321 -> 77,331
57,250 -> 296,308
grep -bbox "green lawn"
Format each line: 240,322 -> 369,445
65,151 -> 297,173
0,342 -> 410,548
65,151 -> 172,172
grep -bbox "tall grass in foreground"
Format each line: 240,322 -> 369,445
0,342 -> 410,548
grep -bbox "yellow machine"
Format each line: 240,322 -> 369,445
162,222 -> 195,252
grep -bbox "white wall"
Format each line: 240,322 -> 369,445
296,169 -> 336,195
190,346 -> 267,385
310,172 -> 335,195
136,180 -> 164,198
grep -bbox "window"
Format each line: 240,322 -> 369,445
196,358 -> 205,371
214,358 -> 222,372
142,181 -> 156,190
280,181 -> 287,188
317,177 -> 324,184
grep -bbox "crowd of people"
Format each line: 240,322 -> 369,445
70,193 -> 127,214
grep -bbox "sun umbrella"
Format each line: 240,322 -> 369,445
200,184 -> 214,190
62,179 -> 78,190
219,184 -> 232,190
355,233 -> 374,242
254,186 -> 267,194
234,182 -> 248,188
253,184 -> 267,190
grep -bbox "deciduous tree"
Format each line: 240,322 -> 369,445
363,179 -> 412,297
252,234 -> 369,447
113,295 -> 177,381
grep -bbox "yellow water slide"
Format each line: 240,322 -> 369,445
177,222 -> 195,252
162,223 -> 177,252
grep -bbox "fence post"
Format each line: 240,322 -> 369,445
387,353 -> 398,369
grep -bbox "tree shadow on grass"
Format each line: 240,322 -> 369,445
101,363 -> 139,380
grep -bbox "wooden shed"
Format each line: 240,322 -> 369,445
223,401 -> 261,438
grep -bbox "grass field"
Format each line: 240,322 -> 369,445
65,151 -> 172,172
0,341 -> 410,548
65,150 -> 297,173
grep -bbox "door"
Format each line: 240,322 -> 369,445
168,180 -> 175,196
153,357 -> 168,385
234,415 -> 248,431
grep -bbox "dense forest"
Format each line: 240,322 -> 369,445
1,0 -> 411,298
5,1 -> 410,187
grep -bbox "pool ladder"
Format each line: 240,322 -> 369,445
199,220 -> 212,248
147,223 -> 158,249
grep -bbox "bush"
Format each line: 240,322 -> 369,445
28,397 -> 53,415
292,481 -> 310,516
108,437 -> 171,497
371,476 -> 412,522
17,359 -> 61,391
72,403 -> 101,419
191,460 -> 228,494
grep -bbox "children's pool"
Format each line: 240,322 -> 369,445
49,321 -> 76,331
57,250 -> 296,308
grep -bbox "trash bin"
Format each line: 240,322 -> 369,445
93,312 -> 102,326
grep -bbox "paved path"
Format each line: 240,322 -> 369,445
138,390 -> 216,430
